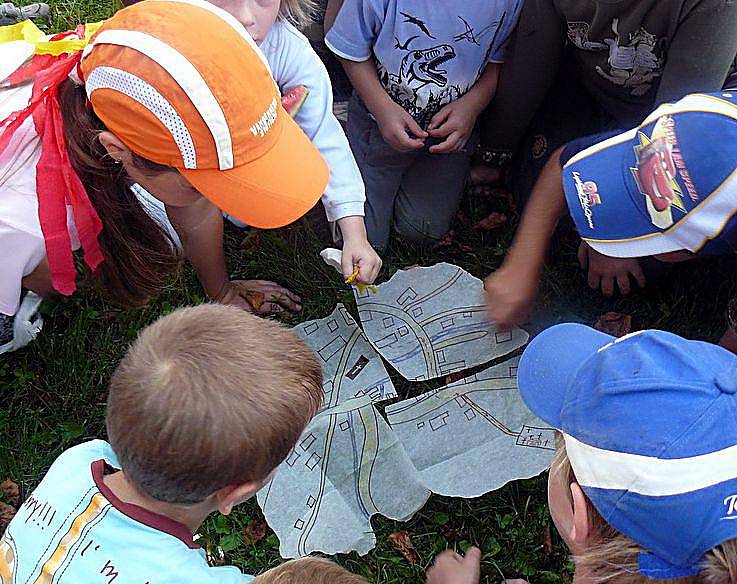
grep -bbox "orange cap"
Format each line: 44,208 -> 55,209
79,0 -> 328,228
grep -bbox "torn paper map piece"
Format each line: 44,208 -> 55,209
385,356 -> 554,498
257,395 -> 430,557
294,304 -> 397,407
354,263 -> 529,381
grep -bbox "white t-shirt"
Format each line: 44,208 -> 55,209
260,20 -> 366,222
0,79 -> 80,316
1,440 -> 254,583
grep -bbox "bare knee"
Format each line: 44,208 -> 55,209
21,259 -> 55,298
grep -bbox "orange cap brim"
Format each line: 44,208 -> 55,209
180,114 -> 329,229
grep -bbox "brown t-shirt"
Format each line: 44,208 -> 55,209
481,0 -> 737,150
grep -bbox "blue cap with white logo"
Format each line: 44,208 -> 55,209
562,91 -> 737,258
518,324 -> 737,578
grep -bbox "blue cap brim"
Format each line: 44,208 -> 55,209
518,323 -> 614,428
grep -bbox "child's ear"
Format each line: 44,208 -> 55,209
569,482 -> 592,550
215,482 -> 262,515
97,131 -> 130,163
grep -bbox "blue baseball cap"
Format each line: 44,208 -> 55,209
518,324 -> 737,579
562,91 -> 737,258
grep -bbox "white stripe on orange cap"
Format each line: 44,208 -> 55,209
150,0 -> 273,75
86,66 -> 197,168
83,29 -> 234,170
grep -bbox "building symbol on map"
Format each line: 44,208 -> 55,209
354,263 -> 529,380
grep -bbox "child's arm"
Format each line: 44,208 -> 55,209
323,0 -> 344,34
263,23 -> 381,283
428,63 -> 500,154
484,146 -> 568,330
339,57 -> 428,152
164,197 -> 301,313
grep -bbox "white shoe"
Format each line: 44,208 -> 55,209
0,292 -> 43,355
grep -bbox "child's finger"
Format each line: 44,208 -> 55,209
587,269 -> 601,291
428,107 -> 451,131
463,546 -> 482,580
577,243 -> 589,270
601,274 -> 615,297
341,253 -> 357,281
616,273 -> 631,296
429,131 -> 461,153
404,115 -> 428,139
632,262 -> 647,289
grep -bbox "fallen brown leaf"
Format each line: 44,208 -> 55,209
0,501 -> 16,535
474,212 -> 508,231
401,264 -> 422,271
541,523 -> 553,555
388,530 -> 419,564
1,479 -> 19,507
241,521 -> 267,545
594,312 -> 632,338
236,288 -> 265,311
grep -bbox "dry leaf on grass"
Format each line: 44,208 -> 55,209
594,312 -> 632,338
239,290 -> 266,312
444,372 -> 464,385
401,264 -> 422,271
242,522 -> 267,545
388,530 -> 420,564
474,212 -> 508,231
1,479 -> 19,507
0,501 -> 16,535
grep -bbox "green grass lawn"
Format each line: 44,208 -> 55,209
2,3 -> 737,582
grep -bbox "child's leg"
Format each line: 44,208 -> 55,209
346,95 -> 414,253
393,143 -> 475,246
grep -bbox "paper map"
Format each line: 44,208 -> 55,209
257,396 -> 430,557
354,263 -> 529,381
385,356 -> 555,498
293,304 -> 397,407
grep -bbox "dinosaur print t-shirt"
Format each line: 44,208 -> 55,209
0,440 -> 254,583
326,0 -> 522,128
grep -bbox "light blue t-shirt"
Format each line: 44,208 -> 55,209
326,0 -> 522,127
0,440 -> 254,583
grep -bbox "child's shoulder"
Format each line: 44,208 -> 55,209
45,439 -> 118,481
265,20 -> 311,50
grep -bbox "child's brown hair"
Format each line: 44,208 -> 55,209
60,79 -> 181,308
252,558 -> 369,583
552,437 -> 737,583
106,304 -> 323,504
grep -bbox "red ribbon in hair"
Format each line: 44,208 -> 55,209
0,26 -> 103,296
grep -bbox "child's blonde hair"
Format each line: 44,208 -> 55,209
106,304 -> 323,504
279,0 -> 317,28
252,558 -> 369,583
552,437 -> 737,583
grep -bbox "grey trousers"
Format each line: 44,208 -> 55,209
346,95 -> 475,253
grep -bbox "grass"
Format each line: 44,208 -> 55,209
3,2 -> 737,582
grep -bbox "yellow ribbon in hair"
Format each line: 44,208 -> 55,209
0,19 -> 102,55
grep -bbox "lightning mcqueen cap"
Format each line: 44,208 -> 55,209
562,92 -> 737,258
519,323 -> 737,579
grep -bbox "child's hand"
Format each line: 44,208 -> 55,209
338,217 -> 382,284
374,100 -> 428,152
484,264 -> 538,331
341,238 -> 382,285
578,242 -> 646,297
427,96 -> 481,154
214,280 -> 303,314
426,547 -> 481,584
